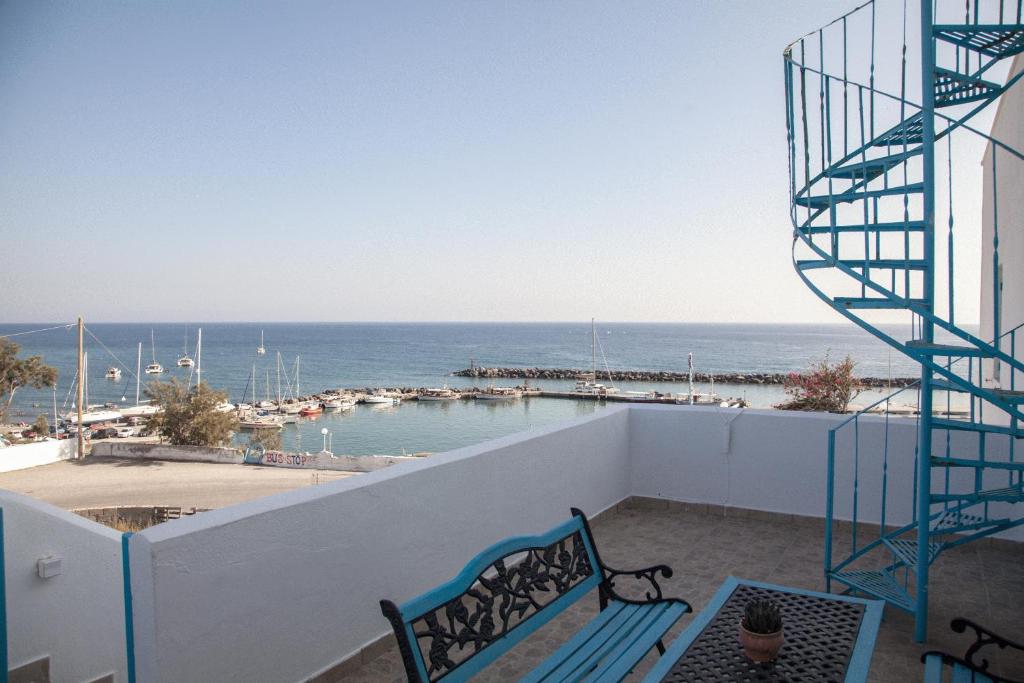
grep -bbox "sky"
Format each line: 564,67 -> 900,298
0,0 -> 990,323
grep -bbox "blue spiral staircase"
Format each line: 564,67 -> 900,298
784,0 -> 1024,640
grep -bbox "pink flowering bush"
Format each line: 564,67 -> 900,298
774,355 -> 863,413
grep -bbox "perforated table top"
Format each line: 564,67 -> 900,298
644,578 -> 883,683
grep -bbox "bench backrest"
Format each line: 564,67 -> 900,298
380,512 -> 602,683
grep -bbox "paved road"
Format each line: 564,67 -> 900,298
0,456 -> 354,510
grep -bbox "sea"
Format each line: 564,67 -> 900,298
0,322 -> 962,456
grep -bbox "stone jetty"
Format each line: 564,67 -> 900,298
452,367 -> 916,388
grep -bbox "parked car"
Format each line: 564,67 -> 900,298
93,427 -> 118,440
115,426 -> 134,438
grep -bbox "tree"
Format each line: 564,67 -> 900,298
775,355 -> 863,413
248,428 -> 282,452
145,379 -> 238,447
0,338 -> 58,422
33,414 -> 49,438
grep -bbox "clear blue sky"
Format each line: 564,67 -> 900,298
0,1 -> 983,323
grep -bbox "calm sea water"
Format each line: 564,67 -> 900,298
1,322 -> 958,455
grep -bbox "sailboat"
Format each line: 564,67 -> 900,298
256,330 -> 266,356
572,319 -> 618,396
145,330 -> 164,374
177,326 -> 194,367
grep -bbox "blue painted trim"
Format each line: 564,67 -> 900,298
639,577 -> 883,683
398,516 -> 591,619
121,533 -> 136,683
1,509 -> 7,683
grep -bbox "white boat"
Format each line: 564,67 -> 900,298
571,319 -> 619,396
322,396 -> 355,409
215,401 -> 236,413
257,329 -> 266,356
146,330 -> 164,373
675,353 -> 722,405
177,327 -> 195,367
238,416 -> 283,430
279,402 -> 303,415
257,400 -> 277,410
419,387 -> 459,401
363,392 -> 399,404
475,386 -> 522,400
121,404 -> 160,418
105,367 -> 122,380
65,409 -> 123,425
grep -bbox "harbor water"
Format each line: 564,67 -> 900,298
1,322 -> 968,455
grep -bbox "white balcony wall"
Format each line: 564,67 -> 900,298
128,407 -> 632,683
0,439 -> 77,473
629,405 -> 1019,539
1,490 -> 126,682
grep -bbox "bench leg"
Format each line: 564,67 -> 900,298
656,639 -> 666,656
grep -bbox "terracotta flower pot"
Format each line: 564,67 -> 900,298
739,621 -> 784,662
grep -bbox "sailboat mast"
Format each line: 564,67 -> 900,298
688,352 -> 694,405
76,316 -> 84,458
296,355 -> 300,397
276,352 -> 281,404
83,351 -> 89,408
196,328 -> 202,385
135,342 -> 141,404
591,318 -> 596,377
151,329 -> 156,362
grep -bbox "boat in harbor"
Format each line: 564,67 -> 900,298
571,319 -> 619,396
105,367 -> 122,380
145,330 -> 164,374
256,330 -> 266,356
299,404 -> 323,416
322,395 -> 355,409
418,387 -> 459,401
238,416 -> 283,430
475,386 -> 522,400
363,392 -> 400,405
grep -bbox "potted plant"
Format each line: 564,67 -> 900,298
739,597 -> 784,662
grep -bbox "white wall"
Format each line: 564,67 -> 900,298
91,441 -> 242,464
1,490 -> 127,682
0,439 -> 77,473
629,404 -> 1020,540
981,53 -> 1024,407
128,407 -> 632,683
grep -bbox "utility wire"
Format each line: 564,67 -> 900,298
0,323 -> 74,339
83,325 -> 140,383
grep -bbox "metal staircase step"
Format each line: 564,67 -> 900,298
882,537 -> 943,569
835,296 -> 927,310
797,258 -> 927,271
872,115 -> 924,147
794,183 -> 925,209
931,417 -> 1024,438
932,484 -> 1024,504
931,509 -> 988,534
831,569 -> 914,612
928,379 -> 1024,404
829,148 -> 923,179
800,220 -> 926,235
905,340 -> 992,358
933,25 -> 1024,59
934,67 -> 1002,107
931,456 -> 1024,472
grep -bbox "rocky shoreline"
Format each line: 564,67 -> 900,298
452,367 -> 917,388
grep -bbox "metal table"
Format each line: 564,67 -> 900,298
643,577 -> 884,683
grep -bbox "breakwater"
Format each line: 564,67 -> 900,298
452,367 -> 917,388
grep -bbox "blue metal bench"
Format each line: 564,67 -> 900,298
922,618 -> 1023,683
379,508 -> 691,682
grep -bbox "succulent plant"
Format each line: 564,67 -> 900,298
742,598 -> 783,634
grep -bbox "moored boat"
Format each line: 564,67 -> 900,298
418,387 -> 459,401
475,386 -> 522,400
299,404 -> 323,416
105,367 -> 122,380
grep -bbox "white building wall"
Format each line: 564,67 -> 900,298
128,407 -> 632,683
1,490 -> 127,682
980,53 -> 1024,404
0,439 -> 77,473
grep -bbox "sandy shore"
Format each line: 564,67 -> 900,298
0,456 -> 354,511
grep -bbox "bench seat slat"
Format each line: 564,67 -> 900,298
522,600 -> 686,683
586,602 -> 689,683
519,602 -> 631,683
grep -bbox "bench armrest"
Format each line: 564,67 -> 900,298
600,564 -> 691,610
920,618 -> 1024,683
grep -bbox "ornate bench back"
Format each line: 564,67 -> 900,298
380,513 -> 602,683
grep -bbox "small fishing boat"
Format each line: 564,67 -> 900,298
299,404 -> 323,416
238,417 -> 283,430
322,395 -> 355,409
363,392 -> 399,405
105,367 -> 122,380
279,402 -> 303,415
418,387 -> 459,401
475,386 -> 522,400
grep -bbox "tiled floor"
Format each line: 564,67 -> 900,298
340,501 -> 1023,682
